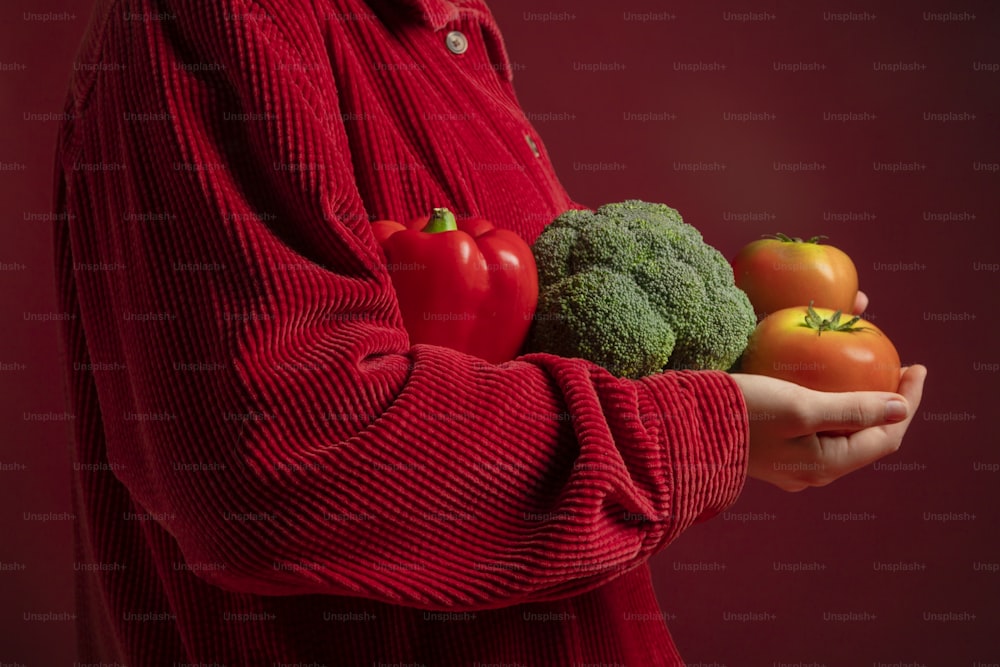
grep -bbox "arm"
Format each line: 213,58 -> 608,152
56,2 -> 748,609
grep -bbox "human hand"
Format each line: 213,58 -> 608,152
730,365 -> 927,492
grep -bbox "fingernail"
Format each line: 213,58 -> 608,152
886,400 -> 907,422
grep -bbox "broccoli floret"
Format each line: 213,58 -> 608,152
527,200 -> 755,378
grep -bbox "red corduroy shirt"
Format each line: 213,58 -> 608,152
52,0 -> 750,664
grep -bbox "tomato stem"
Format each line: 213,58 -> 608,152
766,232 -> 829,244
800,301 -> 868,335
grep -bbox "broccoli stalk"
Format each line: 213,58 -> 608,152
527,200 -> 755,378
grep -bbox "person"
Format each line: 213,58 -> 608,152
51,0 -> 926,664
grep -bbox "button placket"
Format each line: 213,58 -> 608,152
438,18 -> 543,169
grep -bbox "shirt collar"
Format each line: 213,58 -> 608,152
414,0 -> 462,30
367,0 -> 514,81
387,0 -> 482,31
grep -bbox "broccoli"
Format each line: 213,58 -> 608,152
526,200 -> 756,378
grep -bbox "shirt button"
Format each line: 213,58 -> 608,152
445,30 -> 468,55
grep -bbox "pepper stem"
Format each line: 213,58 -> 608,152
421,207 -> 458,233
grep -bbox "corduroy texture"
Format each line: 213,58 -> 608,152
52,0 -> 750,664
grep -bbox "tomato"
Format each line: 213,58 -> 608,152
732,234 -> 859,318
739,305 -> 901,393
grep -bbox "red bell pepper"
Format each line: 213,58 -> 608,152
372,208 -> 538,364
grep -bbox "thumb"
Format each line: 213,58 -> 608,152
806,391 -> 909,433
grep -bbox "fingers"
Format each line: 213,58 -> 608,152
733,367 -> 928,438
795,365 -> 928,484
846,365 -> 928,451
801,389 -> 909,434
896,364 -> 928,407
852,290 -> 869,315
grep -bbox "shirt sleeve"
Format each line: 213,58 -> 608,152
56,1 -> 749,610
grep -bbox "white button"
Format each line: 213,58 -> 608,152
446,31 -> 468,54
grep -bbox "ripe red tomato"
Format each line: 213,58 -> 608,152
732,234 -> 858,317
739,305 -> 901,393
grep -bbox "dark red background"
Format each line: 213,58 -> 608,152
2,1 -> 998,665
